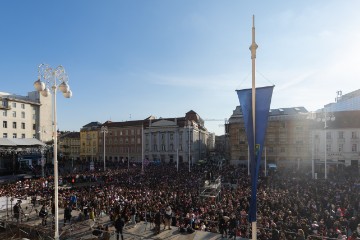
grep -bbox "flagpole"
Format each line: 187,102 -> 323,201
248,146 -> 250,175
141,123 -> 144,174
250,14 -> 258,240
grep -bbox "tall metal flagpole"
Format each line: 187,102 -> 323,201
141,124 -> 144,174
248,146 -> 250,175
249,14 -> 258,240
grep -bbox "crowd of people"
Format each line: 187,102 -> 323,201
0,160 -> 359,240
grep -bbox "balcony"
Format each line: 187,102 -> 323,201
0,105 -> 11,110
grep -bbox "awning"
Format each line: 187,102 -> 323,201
0,138 -> 46,147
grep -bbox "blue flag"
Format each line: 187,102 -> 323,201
236,86 -> 274,223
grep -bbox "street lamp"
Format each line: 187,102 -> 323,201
187,123 -> 192,173
33,63 -> 72,240
101,126 -> 108,171
317,109 -> 335,179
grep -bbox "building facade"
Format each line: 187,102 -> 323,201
311,110 -> 360,174
144,110 -> 209,164
0,91 -> 52,142
99,120 -> 144,163
228,106 -> 312,169
228,89 -> 360,174
80,122 -> 102,162
58,131 -> 80,162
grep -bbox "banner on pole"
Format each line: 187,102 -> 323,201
236,85 -> 274,222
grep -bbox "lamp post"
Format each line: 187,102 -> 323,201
34,63 -> 72,240
317,109 -> 335,179
188,123 -> 192,173
101,126 -> 108,171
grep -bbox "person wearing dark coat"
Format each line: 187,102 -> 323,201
115,215 -> 125,240
154,209 -> 162,234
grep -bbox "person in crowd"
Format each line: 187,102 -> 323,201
296,229 -> 305,240
13,200 -> 22,223
39,204 -> 48,226
164,206 -> 172,230
114,215 -> 125,240
131,202 -> 137,226
64,204 -> 72,226
154,208 -> 162,234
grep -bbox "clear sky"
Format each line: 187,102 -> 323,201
1,0 -> 359,136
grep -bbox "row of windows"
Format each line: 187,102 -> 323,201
2,133 -> 27,138
2,121 -> 26,129
1,101 -> 26,109
2,110 -> 27,118
266,144 -> 359,154
316,131 -> 359,139
145,144 -> 184,151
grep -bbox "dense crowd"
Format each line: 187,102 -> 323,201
0,161 -> 359,240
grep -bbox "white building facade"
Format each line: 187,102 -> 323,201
144,110 -> 209,164
0,91 -> 52,143
311,89 -> 360,172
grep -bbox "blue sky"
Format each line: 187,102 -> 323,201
1,0 -> 359,135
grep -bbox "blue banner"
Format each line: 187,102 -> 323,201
236,86 -> 274,222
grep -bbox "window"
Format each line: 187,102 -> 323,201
338,131 -> 344,139
3,121 -> 7,128
161,144 -> 166,151
153,144 -> 157,151
326,144 -> 331,152
21,134 -> 25,138
352,132 -> 358,139
13,133 -> 17,138
352,144 -> 358,152
3,133 -> 7,138
131,129 -> 134,135
12,122 -> 17,129
12,111 -> 16,117
21,123 -> 25,129
338,144 -> 343,152
12,102 -> 16,108
179,144 -> 182,151
21,103 -> 25,109
33,124 -> 36,130
170,133 -> 174,140
326,132 -> 331,139
280,147 -> 285,153
21,112 -> 25,118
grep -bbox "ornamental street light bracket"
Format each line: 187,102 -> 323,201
33,63 -> 72,240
